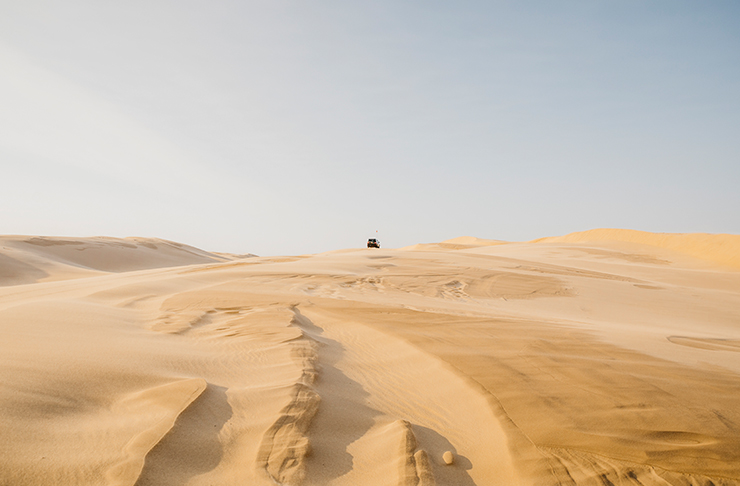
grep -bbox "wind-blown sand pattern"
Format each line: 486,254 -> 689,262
1,230 -> 740,485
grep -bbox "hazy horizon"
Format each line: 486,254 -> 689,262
2,1 -> 739,255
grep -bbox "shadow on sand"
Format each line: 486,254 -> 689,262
134,384 -> 232,486
413,424 -> 477,486
292,308 -> 381,484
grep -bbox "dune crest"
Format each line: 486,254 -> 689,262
256,312 -> 321,486
0,235 -> 237,286
401,235 -> 507,251
531,228 -> 740,269
106,378 -> 207,486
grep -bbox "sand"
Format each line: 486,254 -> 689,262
1,230 -> 739,486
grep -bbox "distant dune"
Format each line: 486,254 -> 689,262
0,235 -> 241,286
402,235 -> 508,251
405,229 -> 740,270
1,230 -> 739,485
531,228 -> 740,269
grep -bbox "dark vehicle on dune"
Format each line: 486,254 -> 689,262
367,238 -> 380,248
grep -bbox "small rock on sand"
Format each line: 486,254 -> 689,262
442,451 -> 454,465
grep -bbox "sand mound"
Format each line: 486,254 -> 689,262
401,236 -> 507,252
441,236 -> 507,247
0,235 -> 236,285
532,228 -> 740,269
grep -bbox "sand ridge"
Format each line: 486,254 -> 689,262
0,235 -> 238,286
1,230 -> 739,485
530,228 -> 740,270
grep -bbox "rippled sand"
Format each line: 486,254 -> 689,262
1,230 -> 739,486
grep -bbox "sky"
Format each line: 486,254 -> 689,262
1,1 -> 738,255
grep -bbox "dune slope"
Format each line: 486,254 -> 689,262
1,231 -> 739,485
532,228 -> 740,269
0,235 -> 234,286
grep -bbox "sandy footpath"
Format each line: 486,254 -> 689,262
1,230 -> 739,486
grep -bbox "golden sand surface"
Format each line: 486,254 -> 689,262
1,230 -> 739,486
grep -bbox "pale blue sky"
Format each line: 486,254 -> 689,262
1,1 -> 738,255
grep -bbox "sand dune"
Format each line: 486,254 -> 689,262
401,236 -> 507,252
0,235 -> 236,286
1,230 -> 739,485
531,228 -> 740,269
